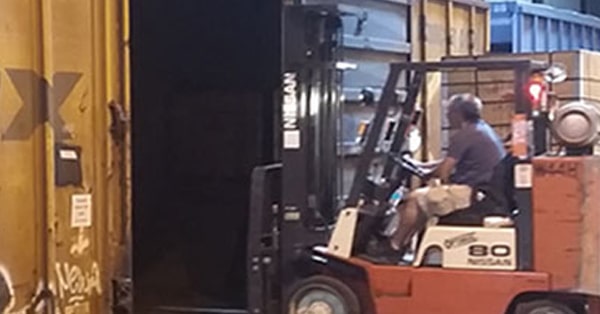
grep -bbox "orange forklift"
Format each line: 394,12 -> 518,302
245,5 -> 600,314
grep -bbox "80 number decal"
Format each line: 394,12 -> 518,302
468,244 -> 511,257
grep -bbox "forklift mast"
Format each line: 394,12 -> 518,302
280,4 -> 343,232
279,1 -> 343,292
247,5 -> 344,314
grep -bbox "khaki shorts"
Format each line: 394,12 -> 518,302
412,184 -> 473,217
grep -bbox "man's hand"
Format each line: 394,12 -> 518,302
421,167 -> 437,181
433,157 -> 457,183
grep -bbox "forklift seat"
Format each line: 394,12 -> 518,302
437,154 -> 517,226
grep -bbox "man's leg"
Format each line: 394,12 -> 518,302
391,184 -> 473,248
362,190 -> 429,264
389,189 -> 430,251
365,184 -> 473,263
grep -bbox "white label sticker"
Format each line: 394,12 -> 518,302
71,194 -> 92,228
59,150 -> 78,160
514,164 -> 532,188
283,130 -> 301,149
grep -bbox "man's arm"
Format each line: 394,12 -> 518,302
430,130 -> 468,183
430,157 -> 457,183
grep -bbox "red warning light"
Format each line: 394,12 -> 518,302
525,75 -> 546,110
528,82 -> 544,102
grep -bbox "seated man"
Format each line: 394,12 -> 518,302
371,93 -> 507,263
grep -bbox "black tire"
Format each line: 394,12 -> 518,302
515,300 -> 576,314
286,275 -> 360,314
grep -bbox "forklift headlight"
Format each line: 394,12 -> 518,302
551,101 -> 600,147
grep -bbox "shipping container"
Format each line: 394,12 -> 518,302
582,0 -> 600,18
303,0 -> 412,152
303,0 -> 411,102
539,0 -> 581,12
338,0 -> 410,102
489,0 -> 600,53
410,0 -> 490,159
299,0 -> 413,198
439,49 -> 600,151
0,0 -> 130,313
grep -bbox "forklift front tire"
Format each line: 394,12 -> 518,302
286,275 -> 360,314
514,299 -> 576,314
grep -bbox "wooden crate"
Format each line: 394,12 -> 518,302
481,101 -> 514,126
439,50 -> 600,150
552,50 -> 600,80
446,69 -> 477,84
443,50 -> 600,101
476,82 -> 517,103
552,80 -> 600,101
410,0 -> 490,159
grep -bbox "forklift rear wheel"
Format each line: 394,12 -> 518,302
515,300 -> 576,314
287,275 -> 360,314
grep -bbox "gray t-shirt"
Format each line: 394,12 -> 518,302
447,120 -> 506,187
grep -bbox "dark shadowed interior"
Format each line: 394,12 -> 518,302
130,0 -> 281,309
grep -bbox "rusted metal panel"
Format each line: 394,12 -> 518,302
532,156 -> 600,294
0,1 -> 130,313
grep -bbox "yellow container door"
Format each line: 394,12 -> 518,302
0,1 -> 130,313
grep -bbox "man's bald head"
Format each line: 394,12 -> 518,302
447,93 -> 483,127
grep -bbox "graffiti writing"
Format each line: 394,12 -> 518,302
63,301 -> 90,314
55,262 -> 102,305
69,229 -> 90,257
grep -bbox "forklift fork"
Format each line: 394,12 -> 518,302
247,164 -> 282,314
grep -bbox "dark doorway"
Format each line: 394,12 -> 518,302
130,0 -> 281,309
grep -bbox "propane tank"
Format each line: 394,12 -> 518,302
551,101 -> 600,148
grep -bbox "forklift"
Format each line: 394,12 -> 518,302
246,4 -> 600,314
